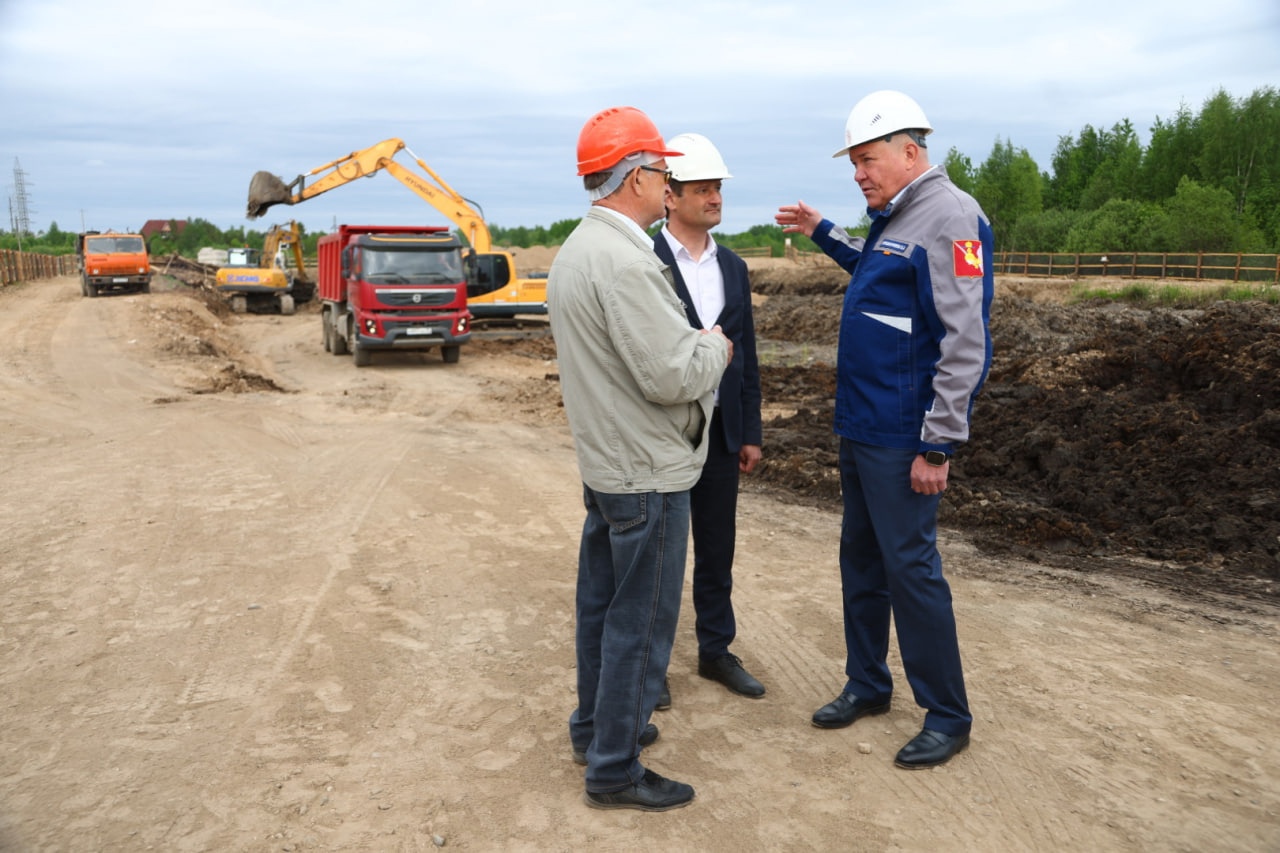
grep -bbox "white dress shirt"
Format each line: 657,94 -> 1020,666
660,226 -> 725,404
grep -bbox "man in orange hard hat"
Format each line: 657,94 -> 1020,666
549,106 -> 732,811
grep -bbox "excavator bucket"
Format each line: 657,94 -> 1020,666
246,171 -> 294,219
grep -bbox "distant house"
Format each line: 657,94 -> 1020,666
140,219 -> 188,239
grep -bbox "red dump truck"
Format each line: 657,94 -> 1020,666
317,225 -> 472,367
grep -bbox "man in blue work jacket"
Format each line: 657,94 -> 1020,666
777,89 -> 994,769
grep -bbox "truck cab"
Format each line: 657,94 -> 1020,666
77,231 -> 151,297
226,247 -> 259,266
463,250 -> 547,317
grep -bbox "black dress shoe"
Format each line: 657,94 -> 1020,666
698,653 -> 765,697
894,728 -> 970,769
572,723 -> 659,766
584,769 -> 695,811
810,692 -> 891,729
656,677 -> 671,711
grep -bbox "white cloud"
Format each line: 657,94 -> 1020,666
2,0 -> 1277,235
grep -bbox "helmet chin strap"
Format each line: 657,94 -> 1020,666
881,130 -> 929,148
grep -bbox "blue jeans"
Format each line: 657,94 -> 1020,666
838,438 -> 971,736
570,486 -> 689,792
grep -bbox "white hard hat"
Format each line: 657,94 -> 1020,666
832,90 -> 933,158
666,133 -> 732,182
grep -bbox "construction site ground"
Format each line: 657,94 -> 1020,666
0,250 -> 1276,852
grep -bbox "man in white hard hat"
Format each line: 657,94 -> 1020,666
652,133 -> 765,708
550,106 -> 732,811
776,90 -> 994,770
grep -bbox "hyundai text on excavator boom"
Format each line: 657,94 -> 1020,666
245,139 -> 546,318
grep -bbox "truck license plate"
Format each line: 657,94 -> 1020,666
405,328 -> 435,336
112,277 -> 128,283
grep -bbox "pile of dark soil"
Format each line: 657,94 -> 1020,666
747,267 -> 1280,601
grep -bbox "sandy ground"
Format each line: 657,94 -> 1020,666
0,275 -> 1277,852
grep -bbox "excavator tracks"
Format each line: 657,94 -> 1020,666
469,316 -> 550,341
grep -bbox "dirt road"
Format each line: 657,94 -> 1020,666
1,276 -> 1277,852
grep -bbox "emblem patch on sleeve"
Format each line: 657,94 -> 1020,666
952,240 -> 984,277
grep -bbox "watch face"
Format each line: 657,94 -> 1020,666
924,451 -> 949,465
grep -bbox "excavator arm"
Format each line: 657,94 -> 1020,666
261,220 -> 311,284
246,138 -> 493,253
246,139 -> 406,218
283,234 -> 309,284
246,137 -> 546,317
261,221 -> 299,267
380,160 -> 490,253
260,222 -> 290,263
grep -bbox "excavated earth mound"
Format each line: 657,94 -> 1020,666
746,265 -> 1280,603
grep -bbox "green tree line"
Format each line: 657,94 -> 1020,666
0,213 -> 825,261
4,87 -> 1275,257
0,219 -> 331,259
943,86 -> 1279,253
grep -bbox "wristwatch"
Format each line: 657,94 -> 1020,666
922,450 -> 950,467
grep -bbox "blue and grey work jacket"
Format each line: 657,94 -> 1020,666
812,167 -> 994,456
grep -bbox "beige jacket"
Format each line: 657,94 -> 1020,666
548,208 -> 728,493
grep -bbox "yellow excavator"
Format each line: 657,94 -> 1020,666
214,220 -> 315,314
245,138 -> 546,318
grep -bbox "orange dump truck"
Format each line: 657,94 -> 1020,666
76,231 -> 151,297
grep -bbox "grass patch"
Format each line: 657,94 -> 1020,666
1069,282 -> 1280,305
757,341 -> 824,368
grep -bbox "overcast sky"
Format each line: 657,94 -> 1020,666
2,0 -> 1278,239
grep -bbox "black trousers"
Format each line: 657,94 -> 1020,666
689,408 -> 741,658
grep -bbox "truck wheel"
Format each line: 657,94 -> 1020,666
80,277 -> 88,297
442,345 -> 461,364
86,280 -> 98,298
322,316 -> 332,352
352,339 -> 371,367
330,316 -> 348,355
349,319 -> 370,366
279,294 -> 295,315
231,295 -> 247,314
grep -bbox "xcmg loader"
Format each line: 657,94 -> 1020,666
213,220 -> 315,314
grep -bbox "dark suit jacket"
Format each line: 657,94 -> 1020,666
654,234 -> 762,452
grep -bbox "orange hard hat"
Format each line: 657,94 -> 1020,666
576,106 -> 683,175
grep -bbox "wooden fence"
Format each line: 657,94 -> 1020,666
993,251 -> 1280,283
0,249 -> 78,285
779,247 -> 1280,283
8,245 -> 1280,285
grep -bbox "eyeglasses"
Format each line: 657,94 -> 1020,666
638,165 -> 672,184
